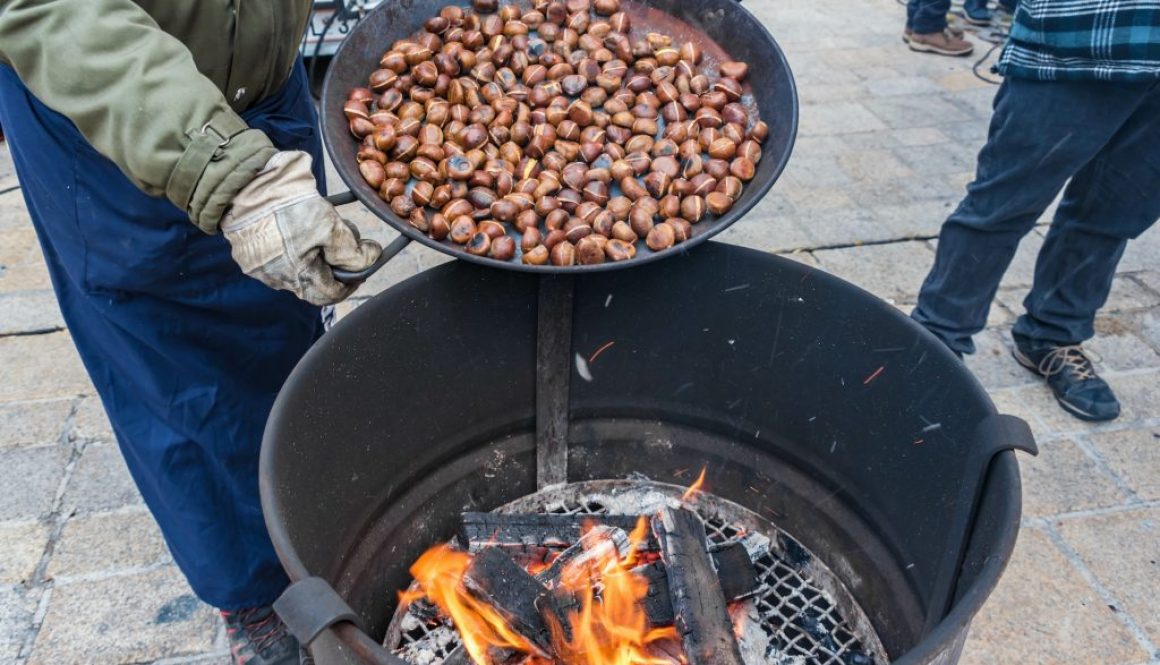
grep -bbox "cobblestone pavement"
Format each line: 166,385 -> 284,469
2,0 -> 1159,663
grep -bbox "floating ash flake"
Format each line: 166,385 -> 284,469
724,284 -> 751,293
575,353 -> 593,381
921,422 -> 943,433
605,294 -> 613,308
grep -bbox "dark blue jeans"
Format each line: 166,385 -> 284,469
913,77 -> 1160,354
909,0 -> 1016,32
907,0 -> 950,33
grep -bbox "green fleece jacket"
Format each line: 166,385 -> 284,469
0,0 -> 313,233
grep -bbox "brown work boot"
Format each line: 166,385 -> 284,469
907,29 -> 974,56
902,26 -> 964,43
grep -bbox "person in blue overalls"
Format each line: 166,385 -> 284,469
0,3 -> 381,664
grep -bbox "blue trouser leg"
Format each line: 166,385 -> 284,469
0,60 -> 325,609
912,77 -> 1156,354
963,0 -> 988,15
1013,81 -> 1160,344
907,0 -> 950,33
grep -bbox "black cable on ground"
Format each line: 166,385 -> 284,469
971,38 -> 1006,84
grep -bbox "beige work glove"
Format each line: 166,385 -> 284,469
221,151 -> 382,306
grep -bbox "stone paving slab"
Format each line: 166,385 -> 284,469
70,396 -> 116,443
1135,270 -> 1160,295
1087,428 -> 1160,502
1119,228 -> 1160,273
0,332 -> 93,403
0,226 -> 52,294
48,509 -> 170,581
0,586 -> 35,663
0,521 -> 50,586
959,528 -> 1151,665
0,189 -> 31,232
0,445 -> 69,522
1129,308 -> 1160,352
0,291 -> 65,336
26,566 -> 217,665
1057,507 -> 1160,647
1016,437 -> 1131,519
61,442 -> 144,516
0,399 -> 72,450
812,240 -> 936,303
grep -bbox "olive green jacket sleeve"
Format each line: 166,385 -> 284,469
0,0 -> 277,233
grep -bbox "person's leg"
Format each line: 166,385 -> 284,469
907,0 -> 974,55
912,77 -> 1145,354
911,0 -> 950,33
0,63 -> 323,611
1014,81 -> 1160,345
962,0 -> 992,25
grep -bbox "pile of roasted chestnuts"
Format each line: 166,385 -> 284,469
346,0 -> 768,266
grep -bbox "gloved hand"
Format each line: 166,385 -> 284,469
221,151 -> 382,305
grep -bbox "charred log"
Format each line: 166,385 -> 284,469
458,512 -> 655,552
462,548 -> 565,659
636,542 -> 759,626
652,507 -> 745,665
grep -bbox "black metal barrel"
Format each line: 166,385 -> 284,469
260,243 -> 1035,665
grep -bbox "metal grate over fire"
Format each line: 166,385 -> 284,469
385,480 -> 888,665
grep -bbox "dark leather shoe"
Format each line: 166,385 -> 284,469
1012,334 -> 1120,422
222,606 -> 304,665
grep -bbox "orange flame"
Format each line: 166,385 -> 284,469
681,467 -> 708,502
549,517 -> 678,665
402,545 -> 545,664
402,517 -> 679,665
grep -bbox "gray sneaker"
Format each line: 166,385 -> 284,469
1012,334 -> 1121,422
222,606 -> 304,665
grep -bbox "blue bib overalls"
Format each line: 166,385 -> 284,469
0,59 -> 324,610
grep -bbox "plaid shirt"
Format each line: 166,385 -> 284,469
997,0 -> 1160,82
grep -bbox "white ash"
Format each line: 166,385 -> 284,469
394,625 -> 457,664
734,601 -> 773,665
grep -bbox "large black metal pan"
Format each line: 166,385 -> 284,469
321,0 -> 798,279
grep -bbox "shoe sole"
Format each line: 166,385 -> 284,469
907,41 -> 974,56
1011,348 -> 1119,422
961,15 -> 991,26
903,29 -> 965,44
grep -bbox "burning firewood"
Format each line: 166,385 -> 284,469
636,541 -> 758,627
458,512 -> 657,552
461,547 -> 568,660
412,506 -> 755,665
652,507 -> 746,665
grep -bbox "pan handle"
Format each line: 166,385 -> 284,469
325,190 -> 359,206
333,234 -> 413,285
324,190 -> 414,286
